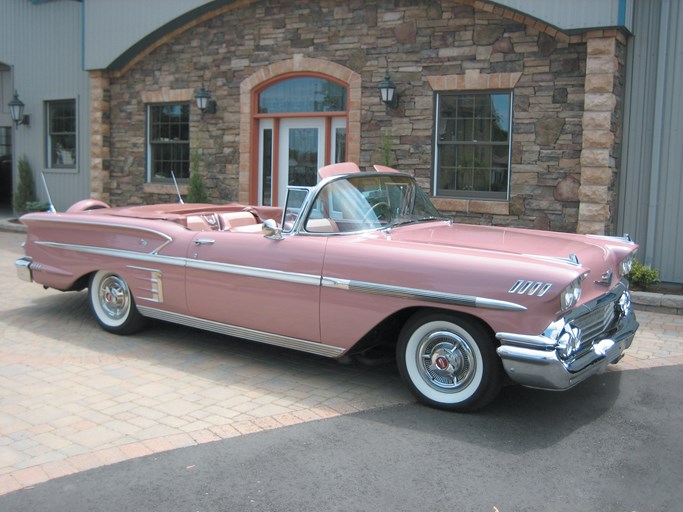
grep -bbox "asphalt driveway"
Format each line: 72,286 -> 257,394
1,365 -> 681,512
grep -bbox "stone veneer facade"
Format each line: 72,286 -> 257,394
89,0 -> 628,235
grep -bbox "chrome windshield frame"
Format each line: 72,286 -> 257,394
285,172 -> 442,237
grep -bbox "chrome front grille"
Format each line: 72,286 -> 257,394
573,299 -> 618,345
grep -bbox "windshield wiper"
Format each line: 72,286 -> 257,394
386,216 -> 445,229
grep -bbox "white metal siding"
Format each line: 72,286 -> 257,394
490,0 -> 632,32
84,0 -> 208,70
0,0 -> 91,211
619,0 -> 683,283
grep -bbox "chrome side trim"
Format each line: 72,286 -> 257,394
186,259 -> 321,286
521,253 -> 584,267
34,241 -> 321,287
587,233 -> 636,244
29,218 -> 174,252
136,306 -> 345,358
35,241 -> 180,264
34,241 -> 525,311
509,279 -> 552,297
322,277 -> 527,312
127,265 -> 164,303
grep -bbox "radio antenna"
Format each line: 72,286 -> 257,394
171,171 -> 184,204
41,172 -> 57,213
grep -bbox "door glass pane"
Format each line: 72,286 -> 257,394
288,128 -> 318,186
334,127 -> 346,163
262,128 -> 273,205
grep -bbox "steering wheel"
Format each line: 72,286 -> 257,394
361,202 -> 390,223
201,213 -> 222,231
283,212 -> 298,231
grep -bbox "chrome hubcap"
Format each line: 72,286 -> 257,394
418,330 -> 476,392
98,275 -> 130,320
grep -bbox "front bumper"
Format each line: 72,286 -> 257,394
16,257 -> 33,282
496,281 -> 638,391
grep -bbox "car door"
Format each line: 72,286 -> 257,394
185,230 -> 327,343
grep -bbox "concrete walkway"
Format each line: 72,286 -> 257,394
1,230 -> 682,496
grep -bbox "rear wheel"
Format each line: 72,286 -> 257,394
88,270 -> 146,335
396,311 -> 502,411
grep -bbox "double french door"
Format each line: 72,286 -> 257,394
258,117 -> 346,206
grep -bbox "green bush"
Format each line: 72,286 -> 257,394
382,130 -> 394,167
12,156 -> 37,214
25,201 -> 51,212
186,150 -> 208,203
627,260 -> 660,290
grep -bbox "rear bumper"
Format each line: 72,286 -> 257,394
496,283 -> 638,391
15,257 -> 33,282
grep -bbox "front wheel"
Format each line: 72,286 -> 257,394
396,312 -> 502,411
88,270 -> 146,335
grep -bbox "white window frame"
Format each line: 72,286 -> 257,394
146,103 -> 190,183
46,99 -> 77,170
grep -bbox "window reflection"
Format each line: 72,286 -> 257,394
259,78 -> 347,113
435,92 -> 511,199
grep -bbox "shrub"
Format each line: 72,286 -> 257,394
382,130 -> 394,167
627,260 -> 660,290
186,150 -> 208,203
25,201 -> 51,212
12,156 -> 37,214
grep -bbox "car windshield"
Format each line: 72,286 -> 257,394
304,174 -> 443,233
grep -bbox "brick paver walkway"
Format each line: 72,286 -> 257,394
1,231 -> 682,495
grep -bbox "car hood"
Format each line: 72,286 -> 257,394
385,221 -> 604,264
376,221 -> 636,298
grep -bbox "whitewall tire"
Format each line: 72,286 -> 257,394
397,311 -> 502,411
88,270 -> 146,335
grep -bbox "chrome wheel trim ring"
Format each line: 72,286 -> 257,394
98,274 -> 131,322
416,330 -> 477,392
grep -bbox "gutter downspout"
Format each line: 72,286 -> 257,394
644,0 -> 670,268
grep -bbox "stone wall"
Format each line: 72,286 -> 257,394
100,0 -> 627,235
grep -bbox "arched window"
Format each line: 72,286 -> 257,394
258,77 -> 347,113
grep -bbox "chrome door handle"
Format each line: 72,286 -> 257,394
194,238 -> 215,246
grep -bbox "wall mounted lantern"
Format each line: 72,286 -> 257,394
379,71 -> 399,109
8,90 -> 30,129
194,84 -> 217,116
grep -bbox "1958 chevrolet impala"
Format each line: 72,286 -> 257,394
15,163 -> 639,411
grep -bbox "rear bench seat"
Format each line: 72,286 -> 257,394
220,211 -> 256,228
219,211 -> 261,232
184,211 -> 260,231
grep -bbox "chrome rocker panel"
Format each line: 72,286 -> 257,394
136,305 -> 345,359
495,281 -> 639,391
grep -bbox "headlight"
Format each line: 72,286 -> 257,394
618,290 -> 632,316
560,278 -> 582,311
556,324 -> 582,360
619,253 -> 635,276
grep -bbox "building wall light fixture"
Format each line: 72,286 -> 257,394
194,84 -> 217,116
379,71 -> 399,109
8,90 -> 30,129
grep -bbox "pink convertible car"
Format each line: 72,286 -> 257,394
16,163 -> 639,411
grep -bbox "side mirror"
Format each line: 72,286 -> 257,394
262,218 -> 283,240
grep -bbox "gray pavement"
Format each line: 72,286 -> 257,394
1,365 -> 682,512
1,229 -> 683,506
